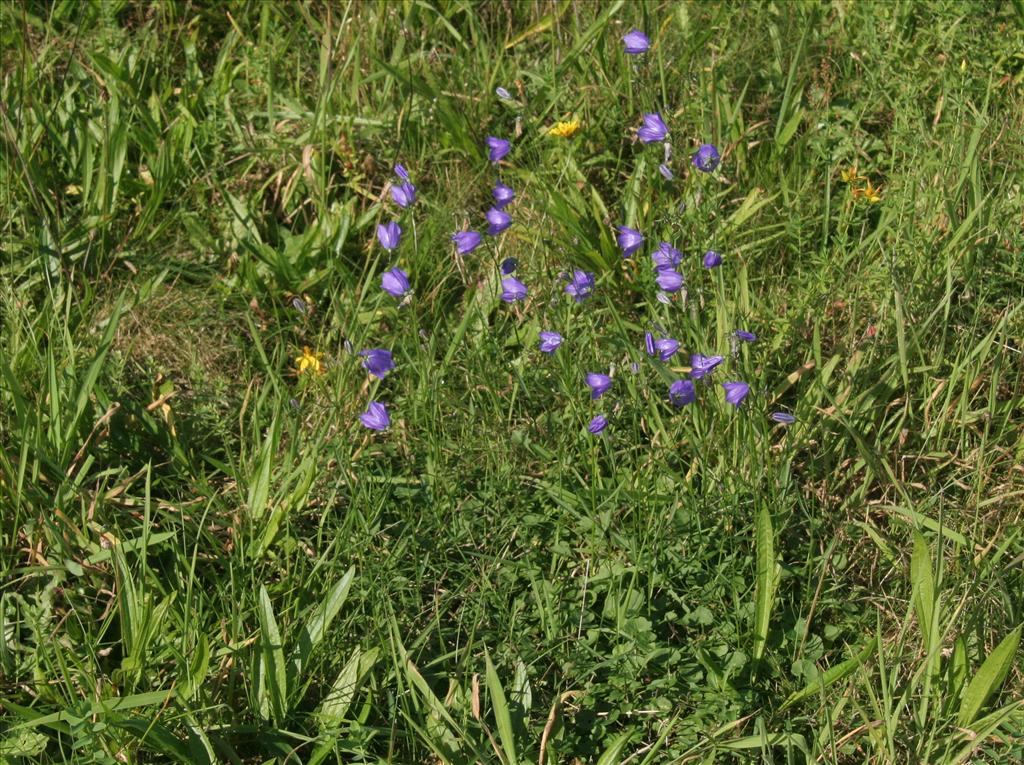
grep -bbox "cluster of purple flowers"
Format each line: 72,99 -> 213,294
356,30 -> 798,433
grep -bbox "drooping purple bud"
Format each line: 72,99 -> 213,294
588,414 -> 609,434
722,381 -> 750,407
703,250 -> 723,269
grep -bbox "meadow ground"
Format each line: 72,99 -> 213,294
1,1 -> 1023,763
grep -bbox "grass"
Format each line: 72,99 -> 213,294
1,1 -> 1023,763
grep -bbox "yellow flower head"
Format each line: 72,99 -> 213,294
295,346 -> 324,375
840,165 -> 865,184
861,180 -> 881,203
548,118 -> 581,138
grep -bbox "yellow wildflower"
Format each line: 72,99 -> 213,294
548,118 -> 581,138
861,180 -> 881,203
840,165 -> 865,183
295,346 -> 324,375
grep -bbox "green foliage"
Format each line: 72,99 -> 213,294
2,1 -> 1022,763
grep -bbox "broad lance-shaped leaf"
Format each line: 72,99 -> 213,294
753,506 -> 779,662
957,625 -> 1021,727
258,585 -> 288,724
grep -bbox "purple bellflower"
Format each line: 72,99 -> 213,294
638,112 -> 669,144
381,267 -> 410,299
659,163 -> 674,180
359,401 -> 390,431
735,330 -> 757,343
390,181 -> 416,208
539,331 -> 563,354
645,331 -> 656,357
692,143 -> 721,173
770,411 -> 796,424
616,226 -> 644,258
452,230 -> 483,254
377,221 -> 402,251
655,269 -> 684,292
565,269 -> 595,302
668,379 -> 696,407
586,372 -> 612,399
690,354 -> 723,380
493,181 -> 515,208
486,207 -> 512,235
500,257 -> 518,275
652,242 -> 683,270
359,349 -> 395,379
588,414 -> 609,434
722,381 -> 750,407
654,337 -> 680,361
623,29 -> 650,54
500,277 -> 528,302
486,136 -> 511,163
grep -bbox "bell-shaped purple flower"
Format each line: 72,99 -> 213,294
500,257 -> 518,275
735,330 -> 757,343
538,331 -> 563,354
390,181 -> 416,208
377,221 -> 402,251
359,401 -> 390,431
486,136 -> 511,163
692,143 -> 721,173
703,250 -> 722,269
452,230 -> 483,254
564,269 -> 595,302
500,276 -> 527,302
381,267 -> 410,299
668,379 -> 696,407
359,348 -> 395,379
770,411 -> 796,424
722,381 -> 750,407
588,414 -> 609,434
655,268 -> 684,292
616,226 -> 644,258
622,29 -> 650,54
638,112 -> 669,144
586,372 -> 612,399
652,242 -> 682,270
394,164 -> 410,181
493,181 -> 515,208
654,337 -> 680,361
690,354 -> 723,380
486,207 -> 512,235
